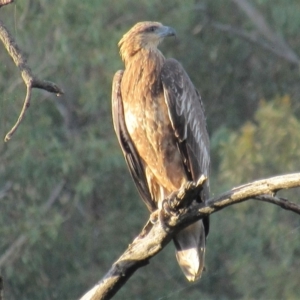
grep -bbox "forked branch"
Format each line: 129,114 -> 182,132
0,18 -> 63,141
80,173 -> 300,300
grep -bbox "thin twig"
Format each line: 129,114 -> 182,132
80,173 -> 300,300
201,173 -> 300,217
254,194 -> 300,214
4,83 -> 32,141
0,20 -> 64,142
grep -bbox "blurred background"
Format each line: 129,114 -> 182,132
1,0 -> 300,299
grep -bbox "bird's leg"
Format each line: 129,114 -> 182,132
159,184 -> 192,229
162,191 -> 178,215
150,210 -> 159,224
159,176 -> 207,230
167,176 -> 206,212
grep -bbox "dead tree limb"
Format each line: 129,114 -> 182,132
79,173 -> 300,300
0,17 -> 63,142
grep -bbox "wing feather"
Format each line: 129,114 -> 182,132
112,70 -> 156,212
161,58 -> 210,199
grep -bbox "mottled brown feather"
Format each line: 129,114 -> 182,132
112,70 -> 155,211
112,21 -> 210,281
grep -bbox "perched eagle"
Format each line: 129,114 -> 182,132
112,21 -> 210,281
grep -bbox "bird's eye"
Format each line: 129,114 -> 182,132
147,26 -> 157,33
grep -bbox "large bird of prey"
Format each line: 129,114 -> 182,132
112,21 -> 210,281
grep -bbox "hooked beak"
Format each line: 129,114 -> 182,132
157,25 -> 176,38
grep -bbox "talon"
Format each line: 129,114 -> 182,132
150,211 -> 159,224
159,207 -> 172,232
162,198 -> 173,215
163,191 -> 180,215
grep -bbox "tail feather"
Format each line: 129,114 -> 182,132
173,220 -> 206,281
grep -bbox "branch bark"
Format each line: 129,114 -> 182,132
0,17 -> 64,141
79,173 -> 300,300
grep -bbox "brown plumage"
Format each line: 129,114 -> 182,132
112,21 -> 210,281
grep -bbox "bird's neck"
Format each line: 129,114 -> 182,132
124,48 -> 165,96
125,48 -> 164,71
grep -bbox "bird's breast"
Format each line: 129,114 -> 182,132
121,65 -> 186,197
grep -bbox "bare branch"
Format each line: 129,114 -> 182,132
0,20 -> 64,142
201,173 -> 300,216
4,83 -> 32,142
80,173 -> 300,300
254,195 -> 300,214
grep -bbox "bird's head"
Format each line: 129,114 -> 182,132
118,21 -> 176,63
